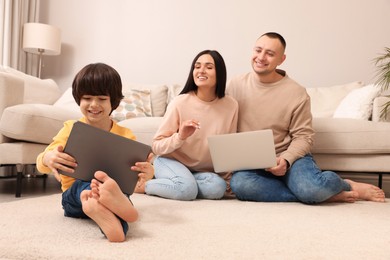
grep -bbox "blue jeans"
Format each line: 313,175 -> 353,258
145,156 -> 227,201
62,179 -> 129,235
230,154 -> 351,204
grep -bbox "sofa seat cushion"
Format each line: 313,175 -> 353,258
0,104 -> 82,144
312,118 -> 390,154
0,142 -> 48,164
118,117 -> 163,145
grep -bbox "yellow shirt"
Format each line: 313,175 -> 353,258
36,117 -> 136,192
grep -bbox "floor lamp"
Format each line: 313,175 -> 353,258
22,23 -> 61,78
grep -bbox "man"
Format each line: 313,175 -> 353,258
226,32 -> 385,203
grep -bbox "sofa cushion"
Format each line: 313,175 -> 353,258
111,89 -> 152,121
123,84 -> 168,117
333,84 -> 381,120
0,104 -> 81,144
312,117 -> 390,154
118,117 -> 164,145
0,66 -> 61,105
306,81 -> 364,118
167,84 -> 183,103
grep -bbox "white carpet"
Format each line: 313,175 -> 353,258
0,193 -> 389,260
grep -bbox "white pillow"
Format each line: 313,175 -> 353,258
306,81 -> 364,118
53,88 -> 82,115
333,84 -> 381,120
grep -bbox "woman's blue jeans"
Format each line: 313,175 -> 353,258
62,179 -> 129,235
230,154 -> 351,204
145,156 -> 227,201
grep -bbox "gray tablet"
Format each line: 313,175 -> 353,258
60,121 -> 151,195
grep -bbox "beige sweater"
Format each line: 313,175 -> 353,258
227,71 -> 314,166
152,92 -> 238,172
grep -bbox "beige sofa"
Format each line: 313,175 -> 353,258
1,67 -> 390,197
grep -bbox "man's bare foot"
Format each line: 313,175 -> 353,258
91,171 -> 138,222
80,190 -> 125,242
326,191 -> 359,203
345,179 -> 385,202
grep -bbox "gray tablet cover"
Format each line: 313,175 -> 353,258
60,121 -> 151,195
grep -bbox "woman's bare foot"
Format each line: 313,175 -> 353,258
134,180 -> 146,194
92,171 -> 138,222
345,179 -> 385,202
80,190 -> 125,242
326,191 -> 359,203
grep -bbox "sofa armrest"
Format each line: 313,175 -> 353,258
0,72 -> 24,143
372,96 -> 390,122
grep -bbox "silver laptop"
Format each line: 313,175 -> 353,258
60,121 -> 151,195
207,130 -> 277,173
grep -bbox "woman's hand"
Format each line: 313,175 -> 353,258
178,119 -> 200,140
42,145 -> 77,182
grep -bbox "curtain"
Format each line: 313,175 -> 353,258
0,0 -> 39,74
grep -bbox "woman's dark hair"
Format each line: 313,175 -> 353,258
72,63 -> 123,112
180,50 -> 227,99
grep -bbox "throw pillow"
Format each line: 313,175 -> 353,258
305,81 -> 364,118
333,84 -> 381,120
111,89 -> 152,122
122,84 -> 168,117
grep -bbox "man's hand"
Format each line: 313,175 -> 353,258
42,145 -> 77,182
265,157 -> 288,176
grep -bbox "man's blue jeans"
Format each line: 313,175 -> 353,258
145,156 -> 227,201
230,154 -> 351,204
62,179 -> 129,235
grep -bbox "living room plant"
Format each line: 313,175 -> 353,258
374,47 -> 390,119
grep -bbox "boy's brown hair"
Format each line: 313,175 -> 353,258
72,63 -> 124,113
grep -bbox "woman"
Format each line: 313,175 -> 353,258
145,50 -> 238,201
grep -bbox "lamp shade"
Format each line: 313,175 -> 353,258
23,23 -> 61,55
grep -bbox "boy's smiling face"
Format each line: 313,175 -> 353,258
80,94 -> 112,127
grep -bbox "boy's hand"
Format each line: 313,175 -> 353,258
132,153 -> 155,193
43,145 -> 77,182
131,161 -> 154,183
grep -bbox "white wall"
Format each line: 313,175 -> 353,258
39,0 -> 390,92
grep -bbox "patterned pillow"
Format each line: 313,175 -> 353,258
111,89 -> 152,122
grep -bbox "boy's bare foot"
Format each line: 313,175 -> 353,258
326,191 -> 359,203
345,179 -> 385,202
80,190 -> 125,242
92,171 -> 138,222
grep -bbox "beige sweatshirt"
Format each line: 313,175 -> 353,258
152,91 -> 238,172
227,71 -> 314,166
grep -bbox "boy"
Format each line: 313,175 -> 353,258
36,63 -> 154,242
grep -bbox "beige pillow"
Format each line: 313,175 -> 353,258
111,89 -> 152,121
2,66 -> 61,105
123,84 -> 168,117
306,81 -> 364,118
167,84 -> 183,103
